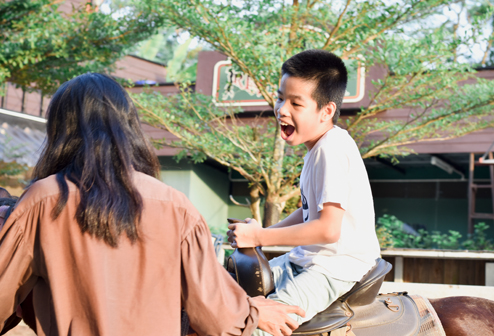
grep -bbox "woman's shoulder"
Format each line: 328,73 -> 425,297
133,172 -> 203,223
22,175 -> 70,201
8,175 -> 68,219
133,172 -> 191,205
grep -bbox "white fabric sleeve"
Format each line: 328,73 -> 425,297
311,147 -> 350,211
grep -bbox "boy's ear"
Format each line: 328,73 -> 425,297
321,102 -> 337,123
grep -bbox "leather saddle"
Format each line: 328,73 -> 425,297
226,221 -> 442,335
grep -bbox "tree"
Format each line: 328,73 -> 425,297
131,28 -> 211,82
0,135 -> 29,189
136,0 -> 494,227
467,0 -> 494,65
0,0 -> 164,95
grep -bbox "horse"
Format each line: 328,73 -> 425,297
214,244 -> 494,336
429,296 -> 494,336
182,295 -> 494,336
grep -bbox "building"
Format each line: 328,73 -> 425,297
2,22 -> 494,237
171,51 -> 494,237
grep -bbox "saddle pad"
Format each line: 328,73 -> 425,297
409,295 -> 446,336
293,301 -> 353,335
349,293 -> 420,336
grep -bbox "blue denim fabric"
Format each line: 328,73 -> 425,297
253,253 -> 355,336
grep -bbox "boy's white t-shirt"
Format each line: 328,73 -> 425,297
288,126 -> 380,282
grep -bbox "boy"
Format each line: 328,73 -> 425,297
227,50 -> 380,333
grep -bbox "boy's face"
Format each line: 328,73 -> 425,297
275,74 -> 335,150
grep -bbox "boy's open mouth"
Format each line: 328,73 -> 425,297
280,122 -> 295,140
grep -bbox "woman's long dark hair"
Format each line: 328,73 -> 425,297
32,73 -> 160,247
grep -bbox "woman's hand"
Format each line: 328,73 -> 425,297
227,218 -> 263,248
251,296 -> 305,336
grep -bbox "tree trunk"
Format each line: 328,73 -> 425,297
249,186 -> 262,224
263,194 -> 283,227
264,123 -> 286,227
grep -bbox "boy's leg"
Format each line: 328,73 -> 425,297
253,255 -> 355,336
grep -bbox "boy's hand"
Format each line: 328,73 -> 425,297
227,218 -> 263,248
251,296 -> 305,336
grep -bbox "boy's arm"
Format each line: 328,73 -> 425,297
228,202 -> 344,247
227,208 -> 302,244
267,207 -> 304,229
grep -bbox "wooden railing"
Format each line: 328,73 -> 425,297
222,245 -> 494,287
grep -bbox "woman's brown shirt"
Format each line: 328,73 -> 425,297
0,173 -> 258,335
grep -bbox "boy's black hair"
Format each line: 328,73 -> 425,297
281,50 -> 348,123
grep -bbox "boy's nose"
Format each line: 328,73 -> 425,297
277,104 -> 288,117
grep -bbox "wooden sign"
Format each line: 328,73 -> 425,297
212,59 -> 365,107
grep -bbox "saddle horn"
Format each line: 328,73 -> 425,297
225,218 -> 274,297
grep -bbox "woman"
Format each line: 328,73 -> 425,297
0,73 -> 302,336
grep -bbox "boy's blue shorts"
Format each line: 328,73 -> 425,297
252,253 -> 356,336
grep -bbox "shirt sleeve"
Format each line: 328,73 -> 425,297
181,215 -> 259,336
0,201 -> 39,331
312,147 -> 350,211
